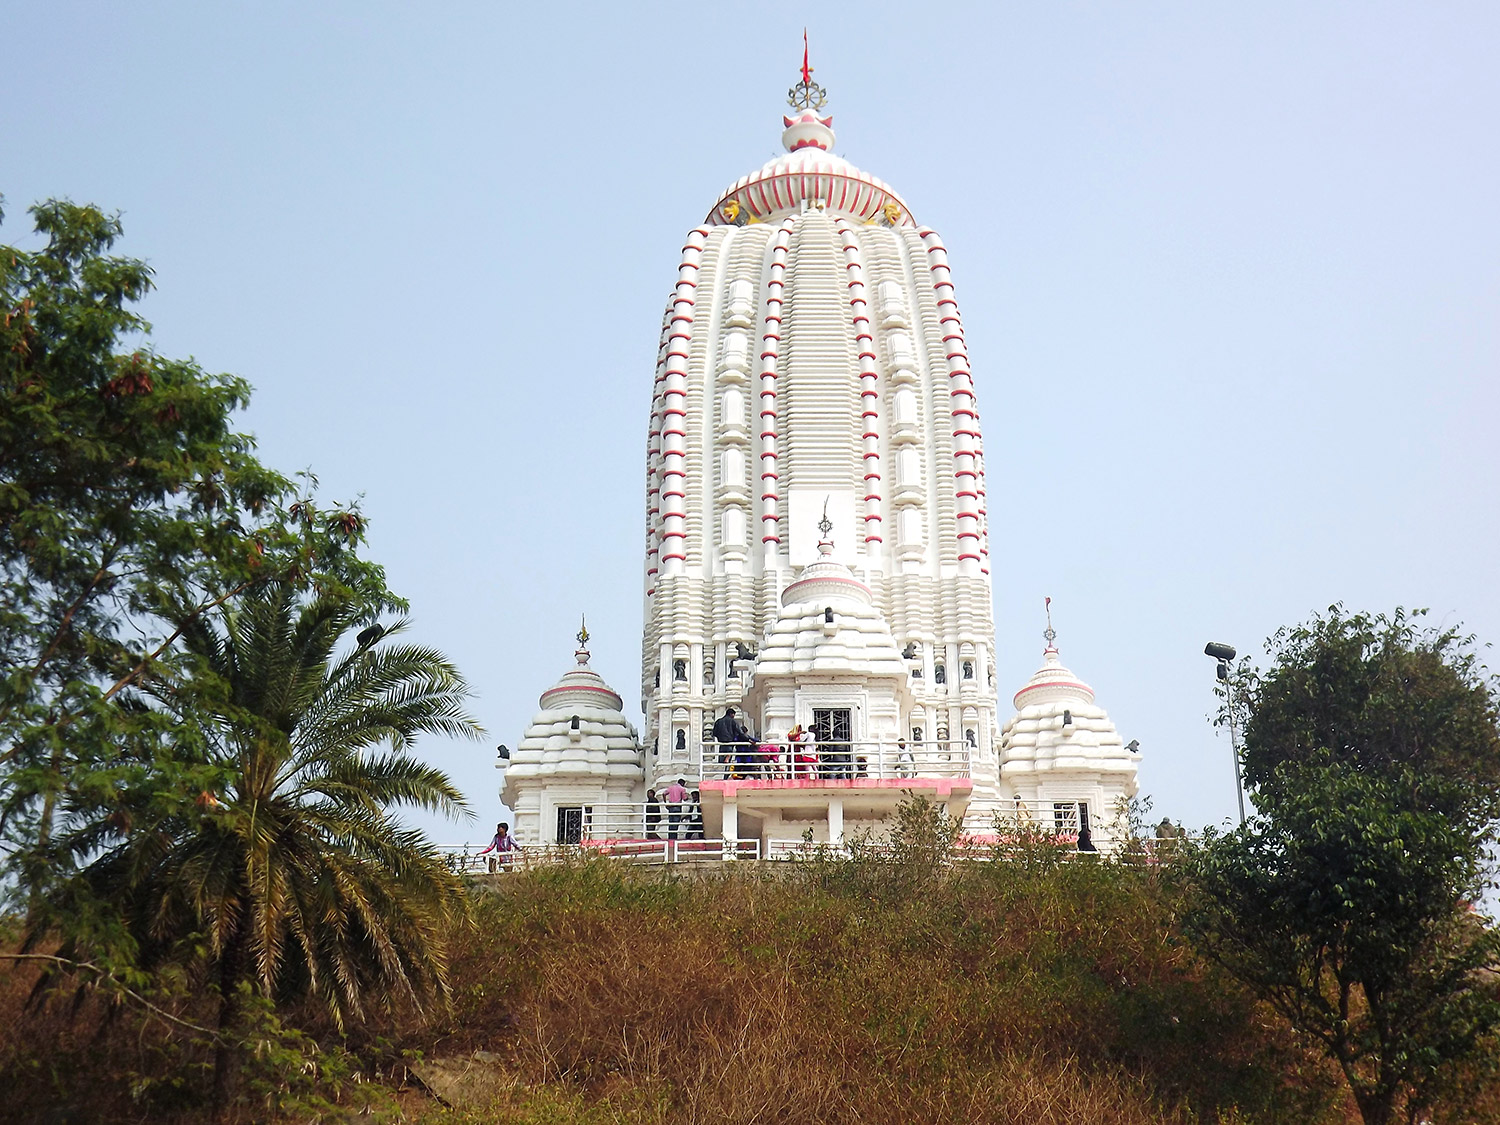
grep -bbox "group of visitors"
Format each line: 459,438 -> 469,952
710,708 -> 895,780
644,779 -> 705,840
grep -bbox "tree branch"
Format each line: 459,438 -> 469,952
0,951 -> 219,1037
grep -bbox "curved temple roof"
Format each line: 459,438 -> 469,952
705,66 -> 914,228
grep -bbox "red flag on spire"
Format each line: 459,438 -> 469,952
801,29 -> 812,85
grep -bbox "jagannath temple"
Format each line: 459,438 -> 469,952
500,46 -> 1140,855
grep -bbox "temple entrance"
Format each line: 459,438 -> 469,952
811,707 -> 852,779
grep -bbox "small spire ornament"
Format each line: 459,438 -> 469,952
1044,596 -> 1057,649
575,615 -> 591,665
788,29 -> 828,111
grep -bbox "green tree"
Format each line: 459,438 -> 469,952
1182,608 -> 1500,1125
34,582 -> 481,1110
1240,606 -> 1500,822
0,198 -> 382,920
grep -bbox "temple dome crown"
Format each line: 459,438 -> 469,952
706,52 -> 914,228
502,622 -> 642,804
537,623 -> 624,712
751,528 -> 908,681
1012,646 -> 1097,710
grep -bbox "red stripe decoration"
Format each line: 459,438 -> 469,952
756,216 -> 798,551
919,226 -> 989,574
644,304 -> 674,598
656,227 -> 708,577
837,218 -> 885,547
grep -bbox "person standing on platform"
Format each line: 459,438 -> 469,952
645,788 -> 662,839
897,738 -> 915,778
713,707 -> 753,778
663,777 -> 689,840
478,821 -> 521,871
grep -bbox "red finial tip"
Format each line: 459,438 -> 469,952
801,29 -> 812,85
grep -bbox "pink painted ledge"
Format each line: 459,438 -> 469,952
703,777 -> 973,799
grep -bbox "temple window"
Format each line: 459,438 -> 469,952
673,659 -> 686,682
674,729 -> 687,752
557,806 -> 588,845
934,663 -> 947,685
962,660 -> 974,680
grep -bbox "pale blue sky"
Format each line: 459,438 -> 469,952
4,2 -> 1497,842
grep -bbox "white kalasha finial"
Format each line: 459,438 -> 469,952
1044,596 -> 1057,650
575,615 -> 591,666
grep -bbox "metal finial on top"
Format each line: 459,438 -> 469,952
1043,596 -> 1057,648
817,495 -> 833,539
574,614 -> 591,666
788,29 -> 828,111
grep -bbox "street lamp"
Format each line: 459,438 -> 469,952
1204,642 -> 1247,824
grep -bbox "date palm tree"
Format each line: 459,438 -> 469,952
42,582 -> 481,1108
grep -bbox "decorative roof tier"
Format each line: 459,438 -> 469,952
706,47 -> 914,228
1012,647 -> 1097,710
999,626 -> 1137,786
501,622 -> 642,797
753,525 -> 908,680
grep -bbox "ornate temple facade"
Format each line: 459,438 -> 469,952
501,56 -> 1139,854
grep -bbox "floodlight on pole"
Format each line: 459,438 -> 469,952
1204,642 -> 1247,824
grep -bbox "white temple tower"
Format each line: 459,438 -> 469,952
641,59 -> 999,787
501,49 -> 1139,853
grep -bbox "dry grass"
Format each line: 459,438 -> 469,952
408,854 -> 1352,1124
2,846 -> 1495,1124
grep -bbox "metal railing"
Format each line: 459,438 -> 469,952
437,838 -> 760,872
697,738 -> 971,782
439,830 -> 1194,872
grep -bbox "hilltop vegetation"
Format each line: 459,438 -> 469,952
5,832 -> 1497,1124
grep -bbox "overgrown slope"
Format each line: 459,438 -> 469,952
5,842 -> 1497,1123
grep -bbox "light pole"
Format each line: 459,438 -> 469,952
1204,642 -> 1247,824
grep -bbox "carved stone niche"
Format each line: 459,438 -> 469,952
883,330 -> 916,375
719,329 -> 751,378
724,279 -> 755,329
878,280 -> 910,329
889,386 -> 920,443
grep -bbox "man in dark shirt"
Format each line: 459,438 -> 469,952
712,707 -> 753,777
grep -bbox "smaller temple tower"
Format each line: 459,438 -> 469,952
991,610 -> 1140,848
501,621 -> 643,846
